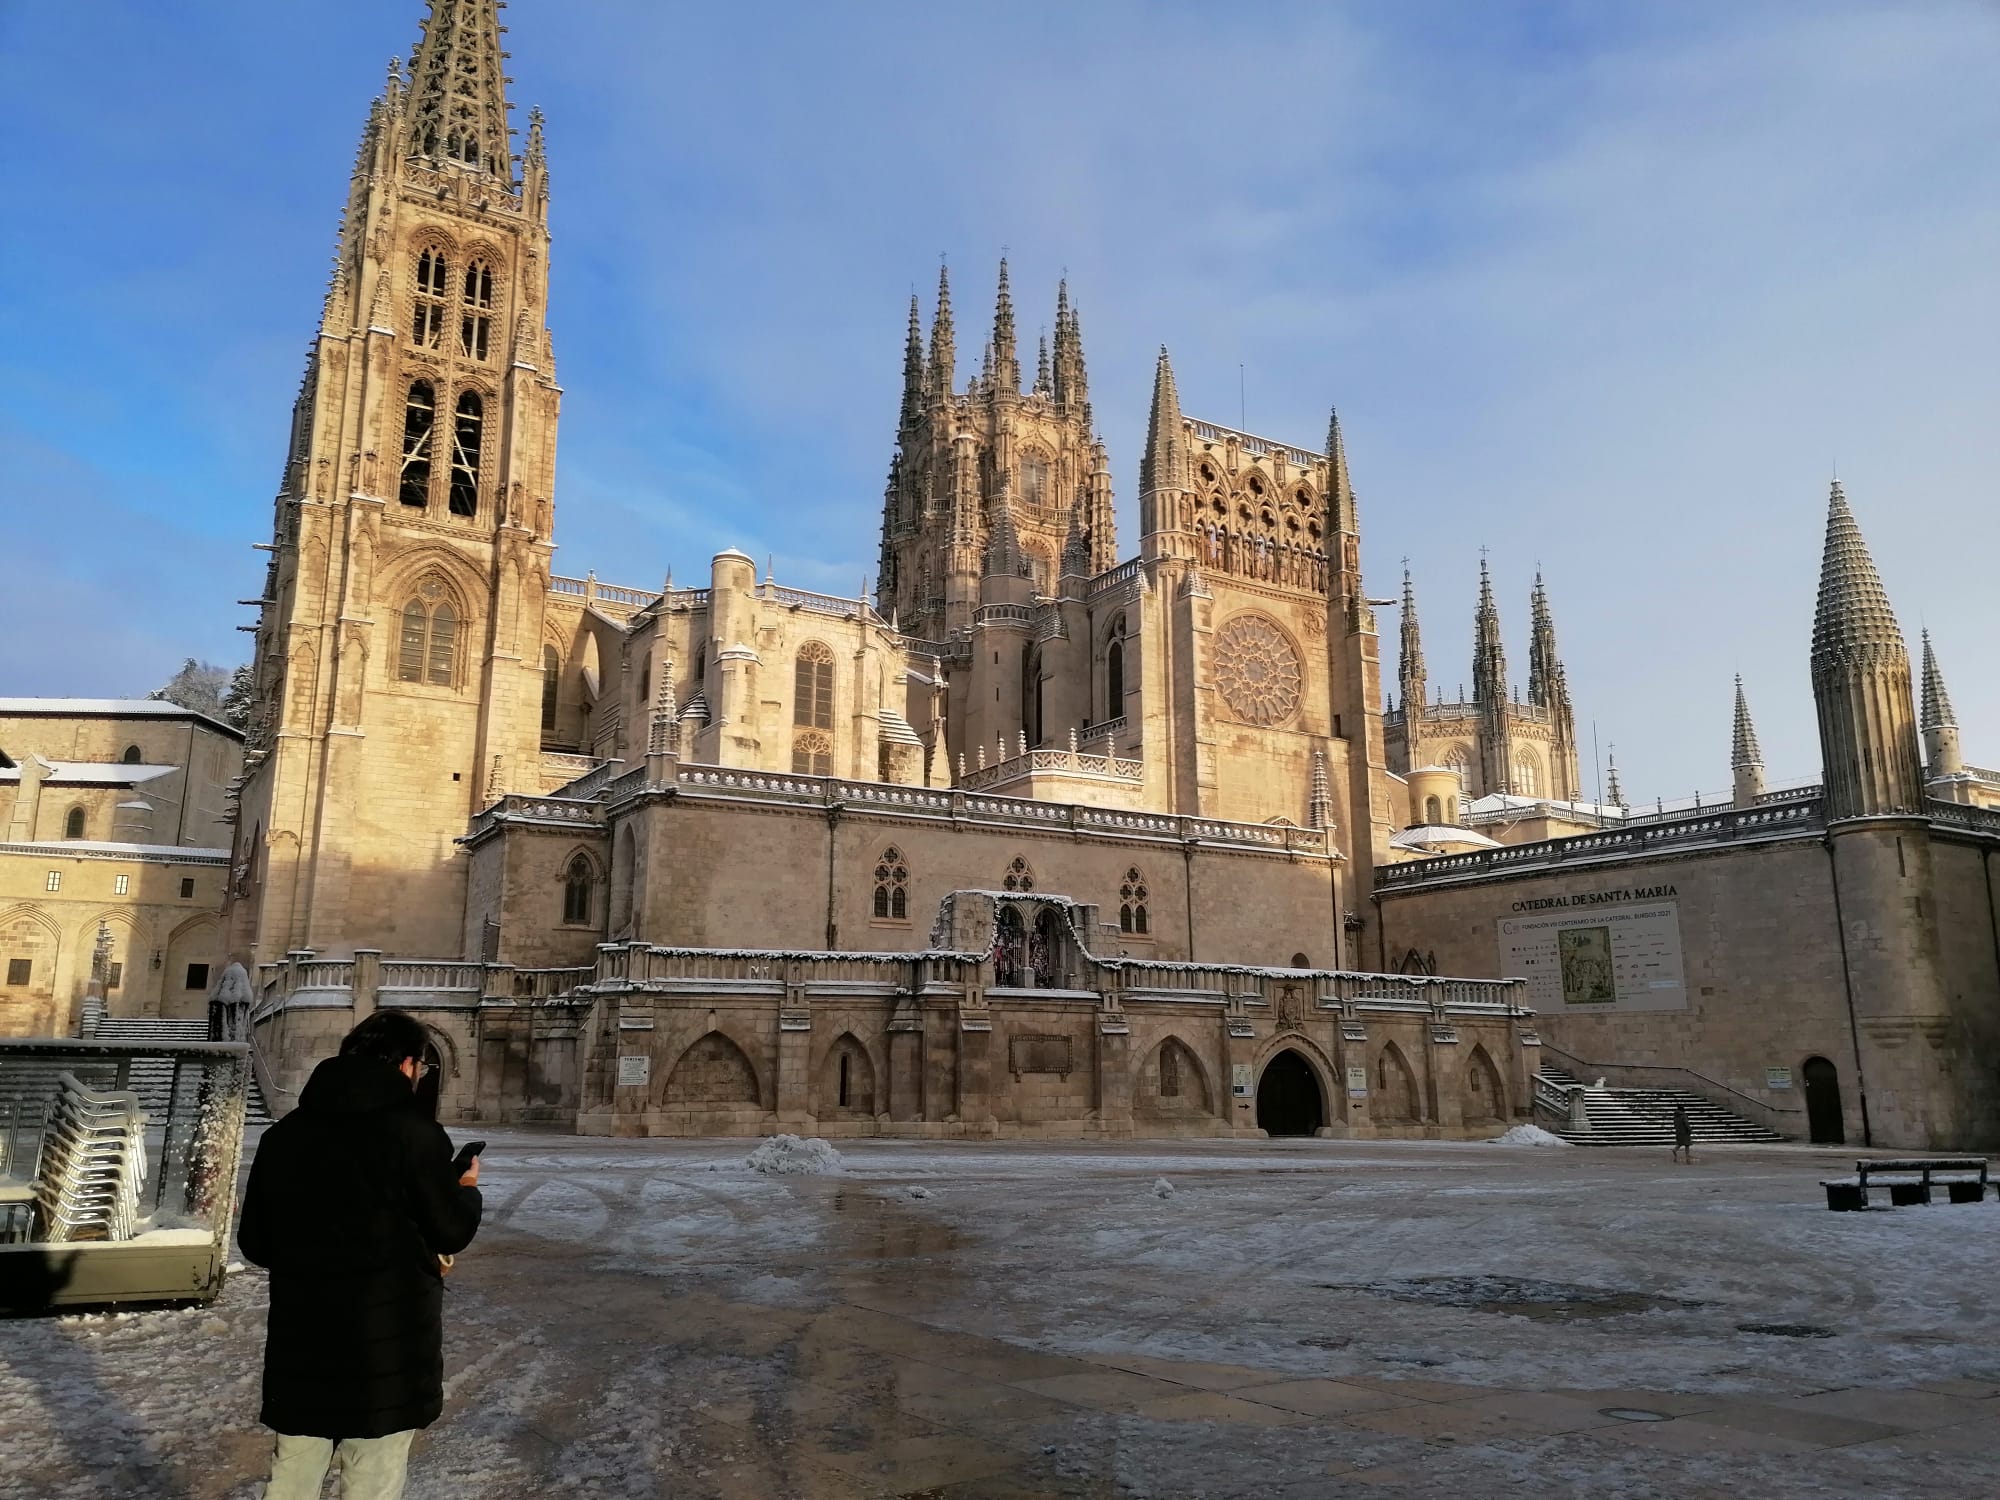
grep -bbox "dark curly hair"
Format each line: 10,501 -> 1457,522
337,1009 -> 431,1067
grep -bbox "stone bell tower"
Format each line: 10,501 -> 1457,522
228,0 -> 562,965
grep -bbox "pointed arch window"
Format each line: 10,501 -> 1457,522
872,846 -> 909,921
562,853 -> 594,925
1001,856 -> 1034,892
448,392 -> 482,516
541,646 -> 561,733
121,745 -> 142,764
792,729 -> 832,777
1105,614 -> 1126,718
1513,752 -> 1541,799
399,380 -> 435,507
398,596 -> 458,687
794,642 -> 834,731
460,261 -> 493,361
414,250 -> 449,349
1118,867 -> 1149,935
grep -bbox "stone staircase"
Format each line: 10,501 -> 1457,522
1537,1066 -> 1785,1146
88,1017 -> 275,1126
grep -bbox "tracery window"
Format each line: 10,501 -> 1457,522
397,596 -> 458,687
794,642 -> 834,731
1513,752 -> 1541,798
399,380 -> 435,507
460,261 -> 493,361
1118,867 -> 1149,935
562,853 -> 594,925
1019,453 -> 1049,506
1001,856 -> 1034,892
872,846 -> 909,921
792,729 -> 832,777
541,646 -> 560,733
413,250 -> 449,349
448,392 -> 482,517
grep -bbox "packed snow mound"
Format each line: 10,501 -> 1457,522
905,1185 -> 936,1200
1152,1177 -> 1176,1198
745,1134 -> 844,1175
1488,1124 -> 1574,1147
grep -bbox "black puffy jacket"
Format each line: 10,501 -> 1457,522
237,1055 -> 482,1439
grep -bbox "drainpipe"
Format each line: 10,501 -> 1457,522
1822,838 -> 1873,1147
824,801 -> 841,950
1181,837 -> 1197,961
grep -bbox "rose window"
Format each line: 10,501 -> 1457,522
1215,615 -> 1302,725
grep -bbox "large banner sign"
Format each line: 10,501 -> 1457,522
1496,886 -> 1687,1013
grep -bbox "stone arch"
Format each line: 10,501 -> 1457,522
1138,1034 -> 1213,1117
1255,1047 -> 1326,1136
162,913 -> 220,1014
1373,1041 -> 1422,1123
665,1030 -> 761,1107
561,845 -> 600,926
1463,1043 -> 1506,1123
818,1032 -> 877,1116
1512,747 -> 1543,799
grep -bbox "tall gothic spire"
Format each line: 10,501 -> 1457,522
1138,346 -> 1185,514
405,0 -> 513,180
1034,332 -> 1051,397
1605,747 -> 1626,809
1052,279 -> 1090,418
990,258 -> 1019,394
1324,408 -> 1356,536
1919,630 -> 1957,731
1527,572 -> 1562,709
1472,559 -> 1507,706
899,294 -> 925,429
1810,481 -> 1923,817
1398,565 -> 1427,718
1732,675 -> 1764,770
927,263 -> 955,400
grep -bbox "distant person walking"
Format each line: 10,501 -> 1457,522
238,1011 -> 483,1500
1671,1102 -> 1695,1163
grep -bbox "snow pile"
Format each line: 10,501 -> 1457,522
1152,1177 -> 1176,1198
905,1185 -> 936,1200
1488,1124 -> 1573,1147
744,1134 -> 844,1175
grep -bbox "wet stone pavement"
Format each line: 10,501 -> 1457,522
3,1132 -> 1999,1498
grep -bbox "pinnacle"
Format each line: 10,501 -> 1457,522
1731,675 -> 1764,769
1811,480 -> 1906,669
1920,630 -> 1957,730
406,0 -> 513,180
1139,346 -> 1185,499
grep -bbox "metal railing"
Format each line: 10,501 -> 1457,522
1536,1042 -> 1805,1137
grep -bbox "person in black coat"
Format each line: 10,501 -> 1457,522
238,1010 -> 482,1499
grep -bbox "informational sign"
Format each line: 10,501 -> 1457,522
1497,891 -> 1687,1013
1345,1066 -> 1368,1098
1765,1067 -> 1793,1090
616,1054 -> 650,1087
1231,1063 -> 1252,1097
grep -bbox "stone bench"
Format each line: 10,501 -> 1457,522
1822,1157 -> 1990,1211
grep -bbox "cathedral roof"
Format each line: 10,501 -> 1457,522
1810,481 -> 1906,670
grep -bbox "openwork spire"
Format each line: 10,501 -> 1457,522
1035,332 -> 1051,396
1811,481 -> 1907,675
1732,676 -> 1763,769
1398,564 -> 1427,714
1605,747 -> 1625,809
1472,559 -> 1507,706
1919,630 -> 1957,731
927,263 -> 955,399
991,258 -> 1019,394
405,0 -> 513,180
1308,749 -> 1333,831
1527,572 -> 1566,709
1052,278 -> 1089,417
1138,346 -> 1185,502
899,294 -> 925,429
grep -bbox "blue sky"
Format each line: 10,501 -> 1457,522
2,1 -> 1995,804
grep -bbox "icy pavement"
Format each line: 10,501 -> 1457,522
3,1133 -> 1997,1498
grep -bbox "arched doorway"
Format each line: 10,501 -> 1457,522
416,1041 -> 443,1120
1256,1050 -> 1324,1137
1802,1056 -> 1844,1145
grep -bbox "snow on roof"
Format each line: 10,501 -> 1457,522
0,760 -> 180,785
1465,793 -> 1625,820
1391,824 -> 1502,852
0,697 -> 243,738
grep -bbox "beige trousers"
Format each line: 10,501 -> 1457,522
265,1429 -> 416,1500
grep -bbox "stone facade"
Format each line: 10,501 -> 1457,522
0,701 -> 240,1035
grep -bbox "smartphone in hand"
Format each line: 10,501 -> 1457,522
452,1140 -> 486,1176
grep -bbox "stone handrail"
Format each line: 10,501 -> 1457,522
0,842 -> 230,865
550,572 -> 658,610
1378,798 -> 1822,888
1184,415 -> 1321,470
1089,559 -> 1145,597
1929,800 -> 2000,836
380,960 -> 483,992
974,603 -> 1033,626
464,793 -> 603,841
959,743 -> 1143,793
296,960 -> 354,991
500,966 -> 596,1000
764,582 -> 877,621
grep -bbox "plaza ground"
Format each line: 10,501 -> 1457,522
2,1132 -> 1996,1498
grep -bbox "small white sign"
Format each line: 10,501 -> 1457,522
1231,1063 -> 1252,1097
617,1054 -> 651,1087
1346,1066 -> 1368,1099
1765,1067 -> 1793,1091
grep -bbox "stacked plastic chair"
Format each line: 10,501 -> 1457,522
32,1073 -> 148,1243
